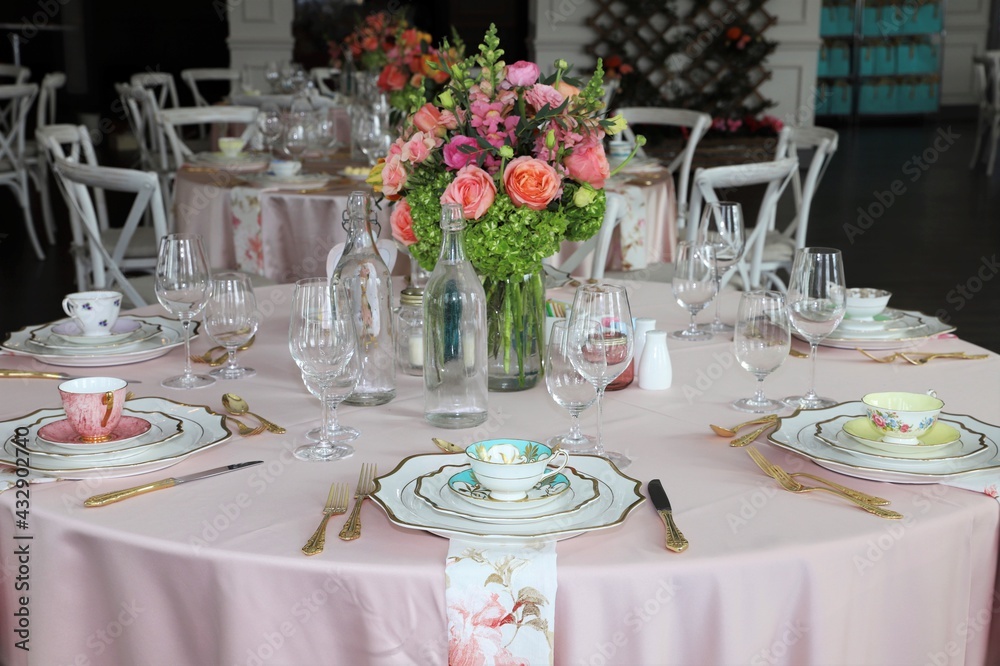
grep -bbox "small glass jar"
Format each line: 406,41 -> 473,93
395,287 -> 425,376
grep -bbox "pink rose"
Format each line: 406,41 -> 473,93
413,103 -> 449,138
377,64 -> 407,92
380,154 -> 407,197
441,165 -> 496,220
390,199 -> 417,246
401,131 -> 435,164
563,137 -> 610,189
503,156 -> 561,211
443,135 -> 482,171
506,60 -> 540,87
524,84 -> 564,112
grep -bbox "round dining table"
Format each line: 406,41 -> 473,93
1,281 -> 999,665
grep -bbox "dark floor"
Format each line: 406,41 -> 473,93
2,117 -> 999,352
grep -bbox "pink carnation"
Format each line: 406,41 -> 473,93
441,165 -> 496,220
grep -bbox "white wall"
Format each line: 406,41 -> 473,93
227,0 -> 295,90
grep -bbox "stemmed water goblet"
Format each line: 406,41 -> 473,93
566,283 -> 634,469
155,233 -> 215,389
783,247 -> 847,410
314,108 -> 341,160
697,201 -> 746,334
357,113 -> 391,166
732,290 -> 790,413
669,240 -> 718,342
289,278 -> 360,461
282,114 -> 310,161
545,319 -> 597,452
256,103 -> 282,156
203,272 -> 259,380
264,61 -> 281,93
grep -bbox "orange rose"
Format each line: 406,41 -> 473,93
413,103 -> 449,138
377,64 -> 407,92
421,54 -> 450,84
554,80 -> 581,99
441,165 -> 497,220
503,157 -> 561,211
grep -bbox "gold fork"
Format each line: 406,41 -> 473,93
339,463 -> 377,541
191,336 -> 256,365
856,348 -> 899,363
899,352 -> 989,365
226,416 -> 266,437
786,471 -> 891,506
746,446 -> 902,519
730,423 -> 778,447
302,482 -> 350,556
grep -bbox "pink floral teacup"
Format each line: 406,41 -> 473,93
862,391 -> 943,444
58,377 -> 127,443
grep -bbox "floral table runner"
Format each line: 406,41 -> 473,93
230,186 -> 266,275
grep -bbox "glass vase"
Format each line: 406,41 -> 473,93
483,268 -> 545,392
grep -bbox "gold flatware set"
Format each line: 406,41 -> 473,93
856,348 -> 988,365
709,414 -> 779,447
301,482 -> 351,556
191,336 -> 256,366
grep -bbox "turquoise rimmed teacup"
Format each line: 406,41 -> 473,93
465,439 -> 569,501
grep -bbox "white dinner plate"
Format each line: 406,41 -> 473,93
372,453 -> 644,541
189,152 -> 270,172
767,402 -> 1000,483
28,318 -> 162,351
2,316 -> 196,367
241,173 -> 332,190
413,463 -> 601,524
811,414 -> 987,464
0,397 -> 232,479
808,309 -> 955,350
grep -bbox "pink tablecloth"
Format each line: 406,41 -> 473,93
1,284 -> 999,665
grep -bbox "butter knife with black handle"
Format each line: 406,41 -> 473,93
648,479 -> 689,553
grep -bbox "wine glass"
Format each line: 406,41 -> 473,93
566,283 -> 634,469
314,108 -> 342,160
545,319 -> 597,452
155,233 -> 215,389
357,113 -> 390,166
239,64 -> 255,95
264,61 -> 281,93
282,114 -> 309,161
288,278 -> 360,461
203,272 -> 259,380
697,201 -> 746,334
256,103 -> 282,156
732,290 -> 790,413
783,247 -> 847,410
669,241 -> 718,342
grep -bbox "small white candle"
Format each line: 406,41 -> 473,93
464,335 -> 476,368
409,334 -> 424,368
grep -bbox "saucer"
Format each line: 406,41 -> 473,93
448,468 -> 571,510
842,417 -> 961,454
37,416 -> 152,448
838,308 -> 905,332
50,318 -> 142,344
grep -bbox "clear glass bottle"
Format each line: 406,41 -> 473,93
423,204 -> 488,428
333,191 -> 396,405
395,286 -> 424,376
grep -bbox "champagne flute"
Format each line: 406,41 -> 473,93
732,290 -> 790,413
204,272 -> 259,380
567,283 -> 634,469
545,319 -> 597,451
783,247 -> 847,410
155,233 -> 215,389
669,241 -> 717,342
289,278 -> 360,461
697,201 -> 746,334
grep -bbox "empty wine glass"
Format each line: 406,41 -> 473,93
282,115 -> 309,161
545,319 -> 597,452
697,201 -> 746,334
669,241 -> 718,342
155,233 -> 215,389
301,358 -> 361,443
732,290 -> 790,413
783,247 -> 847,410
204,272 -> 259,380
314,108 -> 342,159
264,61 -> 281,93
357,113 -> 390,166
289,278 -> 360,461
567,283 -> 634,469
256,103 -> 282,156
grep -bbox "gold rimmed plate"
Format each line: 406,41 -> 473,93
29,318 -> 162,351
812,414 -> 987,463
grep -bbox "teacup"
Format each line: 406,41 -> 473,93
58,377 -> 127,443
61,291 -> 122,337
466,439 -> 569,501
845,288 -> 891,320
218,137 -> 245,157
269,159 -> 301,177
862,391 -> 943,444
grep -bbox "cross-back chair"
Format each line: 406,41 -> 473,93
130,71 -> 180,111
614,107 -> 712,233
688,157 -> 799,291
774,125 -> 839,250
970,54 -> 1000,176
26,71 -> 67,245
544,191 -> 626,280
181,68 -> 240,107
157,106 -> 259,168
0,83 -> 43,259
0,64 -> 30,84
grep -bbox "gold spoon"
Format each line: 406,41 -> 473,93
432,437 -> 464,453
221,393 -> 286,434
710,414 -> 778,437
789,348 -> 810,359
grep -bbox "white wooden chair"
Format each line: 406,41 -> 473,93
130,71 -> 180,111
970,54 -> 1000,176
688,157 -> 799,291
544,192 -> 626,280
0,83 -> 43,259
774,125 -> 839,251
0,64 -> 30,84
26,71 -> 67,245
181,68 -> 240,107
614,107 -> 712,233
51,131 -> 169,307
157,106 -> 259,168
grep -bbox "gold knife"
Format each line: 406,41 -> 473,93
648,479 -> 688,553
0,370 -> 143,383
83,461 -> 262,507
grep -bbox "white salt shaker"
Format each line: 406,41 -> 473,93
638,330 -> 672,390
632,317 -> 656,380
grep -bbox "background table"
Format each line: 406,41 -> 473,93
1,284 -> 999,665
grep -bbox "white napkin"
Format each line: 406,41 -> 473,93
0,466 -> 58,493
937,475 -> 1000,501
446,539 -> 557,665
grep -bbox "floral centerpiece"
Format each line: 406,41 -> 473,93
369,24 -> 639,390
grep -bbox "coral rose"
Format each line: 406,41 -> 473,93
413,103 -> 450,138
378,65 -> 407,92
380,154 -> 408,197
441,165 -> 497,220
555,80 -> 581,99
390,199 -> 417,246
503,156 -> 561,211
563,137 -> 610,189
506,60 -> 540,87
